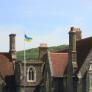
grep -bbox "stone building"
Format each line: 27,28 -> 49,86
42,27 -> 92,92
15,27 -> 92,92
0,27 -> 92,92
15,44 -> 48,92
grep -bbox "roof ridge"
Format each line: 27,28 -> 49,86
77,36 -> 92,42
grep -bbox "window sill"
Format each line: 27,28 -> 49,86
27,80 -> 36,82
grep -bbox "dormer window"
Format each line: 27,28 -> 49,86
27,66 -> 36,82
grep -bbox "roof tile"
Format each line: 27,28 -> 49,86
0,53 -> 14,77
49,53 -> 68,77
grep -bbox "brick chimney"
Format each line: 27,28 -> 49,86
39,43 -> 48,61
9,34 -> 16,60
69,27 -> 78,72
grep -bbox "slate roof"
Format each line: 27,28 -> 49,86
77,37 -> 92,69
76,37 -> 92,77
77,48 -> 92,78
48,52 -> 68,77
0,53 -> 14,77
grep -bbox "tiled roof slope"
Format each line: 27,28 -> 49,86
49,52 -> 68,77
55,37 -> 92,71
0,53 -> 14,77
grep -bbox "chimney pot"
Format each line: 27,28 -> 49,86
70,27 -> 77,32
40,43 -> 48,48
69,27 -> 82,40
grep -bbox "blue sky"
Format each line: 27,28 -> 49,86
0,0 -> 92,51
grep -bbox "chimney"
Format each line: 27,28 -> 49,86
69,27 -> 78,72
76,28 -> 82,40
9,34 -> 16,60
39,43 -> 48,61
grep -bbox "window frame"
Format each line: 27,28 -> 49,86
27,66 -> 36,82
89,73 -> 92,89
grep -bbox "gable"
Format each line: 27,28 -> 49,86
48,52 -> 68,77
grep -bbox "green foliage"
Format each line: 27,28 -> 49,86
16,45 -> 68,60
48,45 -> 68,51
16,48 -> 39,60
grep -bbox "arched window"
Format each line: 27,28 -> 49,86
27,66 -> 36,82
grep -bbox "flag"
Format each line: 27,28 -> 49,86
24,34 -> 32,43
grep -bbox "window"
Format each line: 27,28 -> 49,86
89,76 -> 92,89
27,66 -> 36,82
89,64 -> 92,70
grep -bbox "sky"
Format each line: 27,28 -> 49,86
0,0 -> 92,51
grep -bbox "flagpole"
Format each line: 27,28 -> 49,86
23,34 -> 32,82
24,34 -> 26,92
24,37 -> 26,76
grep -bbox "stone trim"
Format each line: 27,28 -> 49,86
27,66 -> 36,82
48,51 -> 54,77
77,48 -> 92,78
